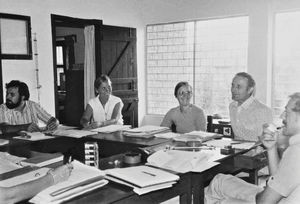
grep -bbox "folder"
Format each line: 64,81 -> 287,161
105,165 -> 179,189
20,153 -> 63,167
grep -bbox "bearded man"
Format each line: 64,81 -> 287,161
0,80 -> 58,134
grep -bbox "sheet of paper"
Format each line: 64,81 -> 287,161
0,139 -> 9,146
14,132 -> 54,141
105,165 -> 179,188
124,125 -> 169,133
154,132 -> 180,139
147,150 -> 216,173
30,160 -> 106,204
91,125 -> 131,133
51,129 -> 96,138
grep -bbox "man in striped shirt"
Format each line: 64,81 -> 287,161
230,72 -> 273,141
0,80 -> 59,134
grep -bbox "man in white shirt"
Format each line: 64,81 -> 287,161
205,93 -> 300,204
230,72 -> 273,141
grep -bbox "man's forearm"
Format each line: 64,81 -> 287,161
0,123 -> 30,134
267,145 -> 280,175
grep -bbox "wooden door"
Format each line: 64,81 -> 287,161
98,25 -> 138,127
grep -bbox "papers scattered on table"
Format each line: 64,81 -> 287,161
105,165 -> 179,195
154,132 -> 180,139
50,129 -> 96,138
123,125 -> 169,138
14,132 -> 54,141
147,150 -> 219,173
0,139 -> 9,146
30,160 -> 108,204
91,124 -> 131,133
0,168 -> 49,187
20,153 -> 63,167
173,131 -> 222,143
204,138 -> 256,150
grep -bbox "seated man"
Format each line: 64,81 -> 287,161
0,163 -> 72,204
230,72 -> 273,141
205,93 -> 300,204
0,80 -> 59,134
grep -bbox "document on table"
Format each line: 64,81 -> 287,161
30,160 -> 108,204
50,129 -> 96,138
204,138 -> 256,150
124,125 -> 169,134
154,132 -> 180,139
146,150 -> 219,173
91,124 -> 131,133
14,132 -> 54,141
105,165 -> 179,189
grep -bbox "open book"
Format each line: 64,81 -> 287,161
105,165 -> 179,195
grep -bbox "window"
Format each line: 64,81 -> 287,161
146,16 -> 249,116
272,11 -> 300,118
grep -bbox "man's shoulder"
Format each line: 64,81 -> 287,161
252,98 -> 272,111
191,104 -> 204,113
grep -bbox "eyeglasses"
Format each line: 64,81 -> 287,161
178,91 -> 193,97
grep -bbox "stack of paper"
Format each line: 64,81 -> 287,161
50,129 -> 96,138
20,153 -> 63,167
30,160 -> 108,204
123,125 -> 170,138
105,165 -> 179,195
154,132 -> 180,139
91,124 -> 131,133
173,131 -> 222,143
14,132 -> 54,141
0,139 -> 9,146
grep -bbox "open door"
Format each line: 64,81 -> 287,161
98,25 -> 138,127
51,14 -> 102,126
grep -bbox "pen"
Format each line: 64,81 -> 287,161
142,171 -> 156,177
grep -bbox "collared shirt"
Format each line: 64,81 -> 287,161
88,95 -> 124,125
268,134 -> 300,198
229,96 -> 273,141
0,100 -> 52,125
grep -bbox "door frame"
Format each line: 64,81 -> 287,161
51,14 -> 102,119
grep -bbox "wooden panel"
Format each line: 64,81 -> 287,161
98,25 -> 138,127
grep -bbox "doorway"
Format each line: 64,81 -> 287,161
51,14 -> 102,126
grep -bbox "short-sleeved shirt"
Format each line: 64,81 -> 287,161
88,95 -> 123,125
229,96 -> 273,141
160,104 -> 206,134
0,100 -> 52,125
268,134 -> 300,198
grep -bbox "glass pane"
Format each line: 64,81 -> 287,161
194,16 -> 249,117
0,18 -> 28,54
56,46 -> 64,65
273,11 -> 300,118
146,22 -> 195,115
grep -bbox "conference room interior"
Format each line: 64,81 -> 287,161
1,0 -> 300,203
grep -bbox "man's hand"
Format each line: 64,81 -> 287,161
47,117 -> 59,131
259,123 -> 278,150
27,123 -> 41,132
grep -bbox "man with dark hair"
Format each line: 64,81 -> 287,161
205,93 -> 300,203
0,80 -> 59,134
230,72 -> 273,141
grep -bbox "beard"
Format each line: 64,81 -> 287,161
6,97 -> 22,109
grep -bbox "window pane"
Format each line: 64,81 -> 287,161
146,22 -> 195,114
56,46 -> 64,65
194,16 -> 249,117
273,11 -> 300,118
146,16 -> 248,116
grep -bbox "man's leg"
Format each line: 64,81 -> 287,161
205,173 -> 263,204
